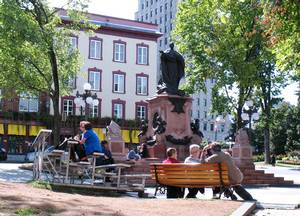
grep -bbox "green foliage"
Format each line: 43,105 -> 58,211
253,154 -> 265,162
29,180 -> 52,190
173,0 -> 274,129
253,102 -> 300,154
263,1 -> 300,77
14,208 -> 40,216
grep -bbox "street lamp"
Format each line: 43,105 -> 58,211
241,100 -> 259,129
214,115 -> 225,141
74,83 -> 99,120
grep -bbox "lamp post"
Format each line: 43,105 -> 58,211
214,115 -> 224,141
241,100 -> 259,129
74,83 -> 99,120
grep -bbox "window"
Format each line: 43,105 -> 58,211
70,36 -> 77,51
170,23 -> 173,31
165,14 -> 167,22
146,13 -> 148,20
113,71 -> 125,93
142,4 -> 144,9
170,12 -> 173,19
89,100 -> 101,118
146,1 -> 148,7
159,39 -> 162,47
137,44 -> 149,65
19,93 -> 39,112
112,99 -> 125,119
155,19 -> 157,24
89,38 -> 102,60
68,76 -> 76,89
141,16 -> 144,21
170,0 -> 173,7
165,3 -> 167,10
164,25 -> 167,33
150,11 -> 152,17
203,123 -> 207,131
220,124 -> 225,132
114,41 -> 126,62
204,99 -> 207,107
210,123 -> 214,131
204,111 -> 207,118
150,0 -> 153,5
160,5 -> 162,12
88,68 -> 101,91
136,103 -> 147,120
197,98 -> 200,106
63,99 -> 74,116
136,74 -> 148,95
197,110 -> 200,119
155,8 -> 157,15
164,37 -> 168,45
211,78 -> 214,83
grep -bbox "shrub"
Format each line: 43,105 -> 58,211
253,154 -> 265,162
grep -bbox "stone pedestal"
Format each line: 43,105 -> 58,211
106,121 -> 126,160
232,128 -> 255,169
146,94 -> 193,161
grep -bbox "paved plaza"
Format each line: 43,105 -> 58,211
1,162 -> 300,215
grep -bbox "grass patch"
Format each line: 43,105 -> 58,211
28,180 -> 52,190
14,207 -> 40,216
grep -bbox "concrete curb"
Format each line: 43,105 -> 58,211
231,202 -> 256,216
256,202 -> 300,210
244,184 -> 300,188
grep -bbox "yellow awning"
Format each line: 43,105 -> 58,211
94,128 -> 106,141
7,124 -> 26,136
29,126 -> 46,136
121,129 -> 139,144
0,124 -> 4,135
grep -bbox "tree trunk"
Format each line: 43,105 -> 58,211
236,87 -> 245,131
49,45 -> 60,147
264,127 -> 271,164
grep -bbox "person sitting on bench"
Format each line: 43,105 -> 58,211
78,122 -> 102,161
200,143 -> 255,201
184,144 -> 204,198
163,148 -> 185,199
97,140 -> 114,166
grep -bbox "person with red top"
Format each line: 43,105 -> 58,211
163,148 -> 185,198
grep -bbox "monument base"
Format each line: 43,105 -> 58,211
146,94 -> 193,161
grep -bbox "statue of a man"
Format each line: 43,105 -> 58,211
158,43 -> 185,95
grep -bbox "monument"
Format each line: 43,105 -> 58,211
106,120 -> 126,160
144,43 -> 193,160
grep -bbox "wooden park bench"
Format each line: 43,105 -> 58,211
150,163 -> 231,198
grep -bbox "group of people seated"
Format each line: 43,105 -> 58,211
163,143 -> 255,201
70,121 -> 114,167
126,143 -> 150,161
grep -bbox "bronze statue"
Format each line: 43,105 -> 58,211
157,43 -> 185,96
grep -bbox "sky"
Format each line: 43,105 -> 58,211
49,0 -> 298,105
50,0 -> 138,20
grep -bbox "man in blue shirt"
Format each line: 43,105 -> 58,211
79,122 -> 102,157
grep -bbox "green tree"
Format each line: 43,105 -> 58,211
263,0 -> 300,103
0,0 -> 93,146
173,0 -> 264,130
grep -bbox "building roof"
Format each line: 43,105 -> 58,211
57,9 -> 162,41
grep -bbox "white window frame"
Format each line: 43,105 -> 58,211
90,39 -> 102,59
113,74 -> 125,93
63,99 -> 73,116
89,104 -> 99,118
114,43 -> 125,62
137,45 -> 148,65
114,103 -> 123,119
70,36 -> 77,51
19,93 -> 39,113
137,105 -> 146,119
136,76 -> 148,95
89,70 -> 101,91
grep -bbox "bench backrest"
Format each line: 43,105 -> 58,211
150,163 -> 230,188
